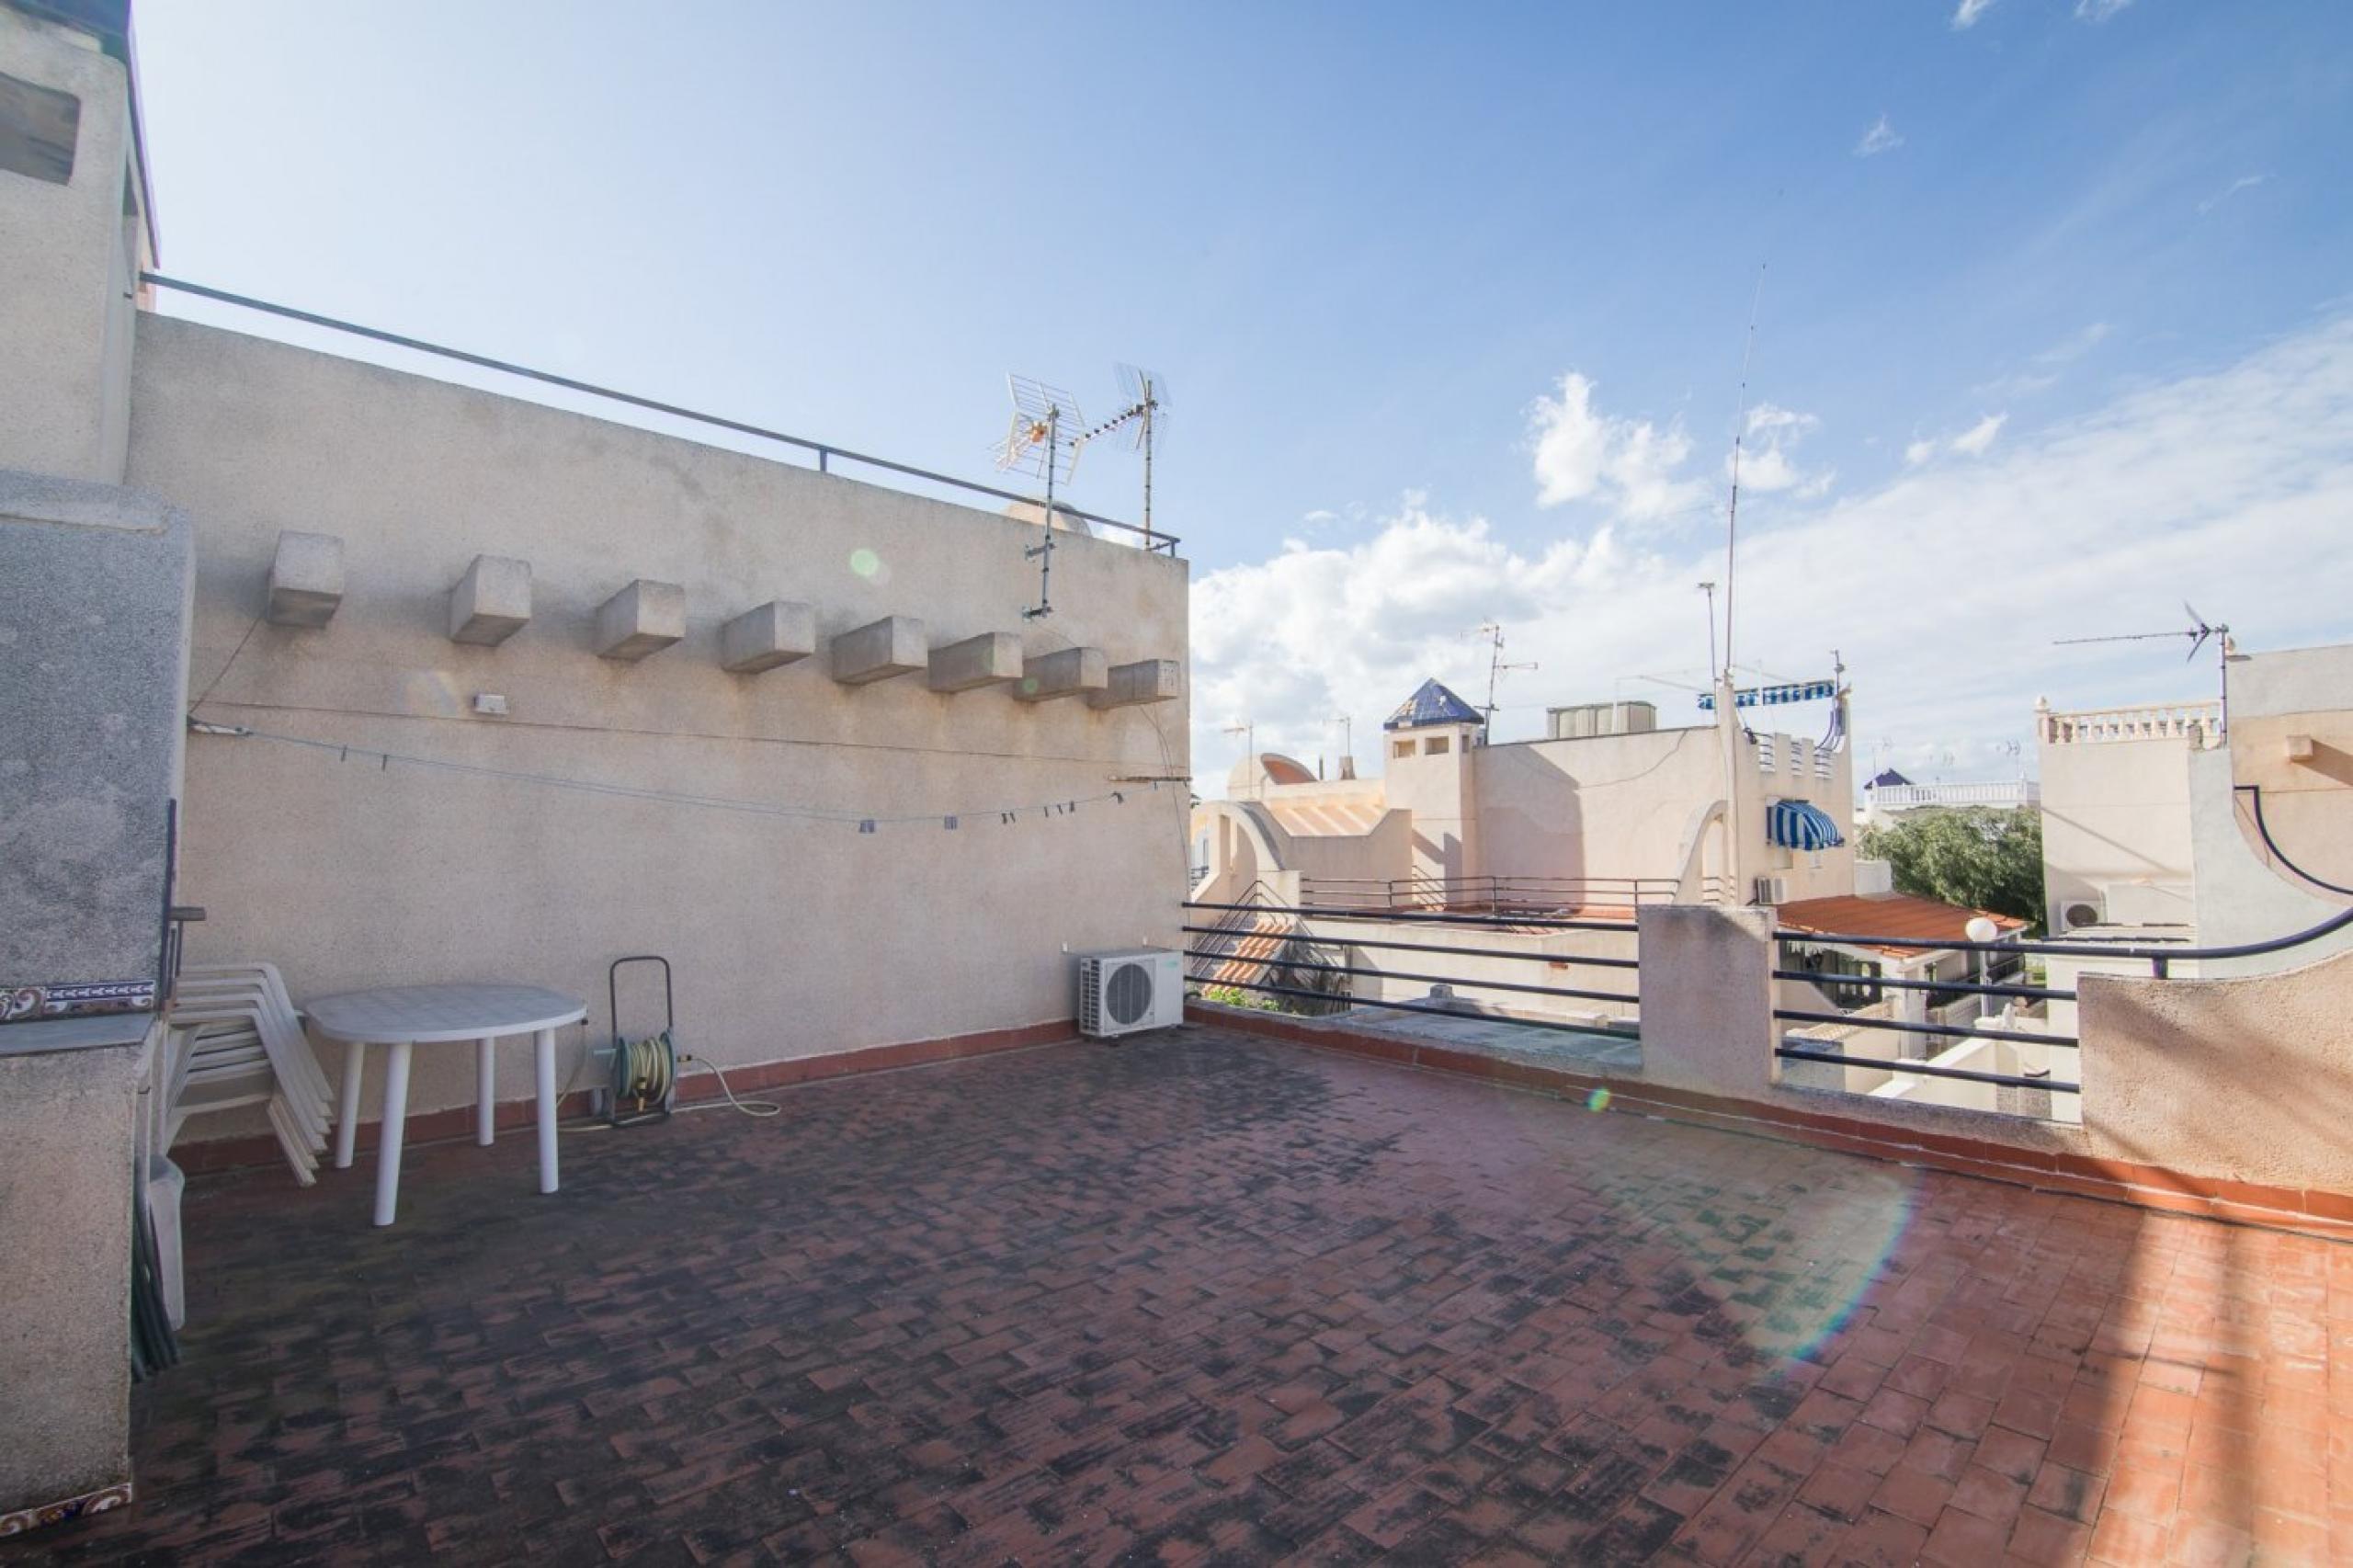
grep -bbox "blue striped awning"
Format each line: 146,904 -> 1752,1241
1768,799 -> 1846,851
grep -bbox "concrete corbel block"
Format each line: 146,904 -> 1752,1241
1089,658 -> 1181,710
720,600 -> 815,674
594,579 -> 686,663
265,529 -> 344,628
927,632 -> 1024,694
1017,646 -> 1108,702
448,554 -> 531,646
831,615 -> 927,686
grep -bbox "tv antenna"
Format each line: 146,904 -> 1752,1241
1477,623 -> 1537,732
2052,601 -> 2234,733
1222,720 -> 1255,776
1076,364 -> 1171,546
995,374 -> 1086,619
1328,713 -> 1353,764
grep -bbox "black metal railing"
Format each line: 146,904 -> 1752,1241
1770,899 -> 2353,1099
140,274 -> 1178,553
1184,884 -> 1353,1017
1297,874 -> 1681,915
1182,897 -> 1640,1036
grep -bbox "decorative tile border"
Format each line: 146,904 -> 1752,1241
0,979 -> 156,1024
0,1480 -> 132,1538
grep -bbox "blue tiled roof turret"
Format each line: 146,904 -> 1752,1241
1383,678 -> 1484,731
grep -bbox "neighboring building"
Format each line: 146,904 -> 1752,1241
2039,640 -> 2353,968
1196,675 -> 1856,914
2035,695 -> 2211,933
1857,768 -> 2040,831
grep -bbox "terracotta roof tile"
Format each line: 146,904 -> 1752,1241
1776,892 -> 2028,956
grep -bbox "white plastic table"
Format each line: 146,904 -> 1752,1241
306,983 -> 586,1227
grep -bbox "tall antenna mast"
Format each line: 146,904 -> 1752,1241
1721,263 -> 1767,686
995,374 -> 1087,619
1477,622 -> 1538,733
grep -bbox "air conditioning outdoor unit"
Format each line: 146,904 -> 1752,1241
1075,948 -> 1185,1040
2060,898 -> 2106,933
1753,875 -> 1791,905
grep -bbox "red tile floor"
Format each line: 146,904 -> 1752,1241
9,1025 -> 2348,1564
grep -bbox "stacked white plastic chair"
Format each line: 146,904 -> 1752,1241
163,962 -> 335,1185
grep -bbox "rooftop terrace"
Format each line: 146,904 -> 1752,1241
12,1026 -> 2347,1566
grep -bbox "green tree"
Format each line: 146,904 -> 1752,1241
1857,806 -> 2044,930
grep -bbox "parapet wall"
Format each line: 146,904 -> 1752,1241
130,314 -> 1191,1133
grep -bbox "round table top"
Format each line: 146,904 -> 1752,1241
303,983 -> 587,1044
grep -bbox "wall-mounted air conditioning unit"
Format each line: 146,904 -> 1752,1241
2059,898 -> 2106,933
1753,875 -> 1791,905
1075,948 -> 1184,1040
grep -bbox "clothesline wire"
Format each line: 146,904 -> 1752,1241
196,722 -> 1161,829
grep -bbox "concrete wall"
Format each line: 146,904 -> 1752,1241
128,315 -> 1189,1131
2083,942 -> 2353,1192
2038,731 -> 2199,931
1472,727 -> 1719,886
0,6 -> 143,484
2189,644 -> 2353,967
1382,721 -> 1483,883
0,472 -> 193,989
0,1022 -> 149,1523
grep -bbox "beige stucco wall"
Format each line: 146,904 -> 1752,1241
1383,722 -> 1483,883
0,7 -> 142,484
2192,644 -> 2353,963
2039,732 -> 2199,930
129,315 -> 1189,1131
2082,941 -> 2353,1192
1472,728 -> 1717,885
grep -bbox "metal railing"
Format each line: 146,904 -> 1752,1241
1297,874 -> 1680,914
1182,896 -> 1640,1036
1771,899 -> 2353,1098
139,274 -> 1178,553
1185,883 -> 1353,1017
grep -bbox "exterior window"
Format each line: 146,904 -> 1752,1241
1790,944 -> 1882,1009
0,71 -> 79,186
1425,735 -> 1450,756
1392,739 -> 1414,759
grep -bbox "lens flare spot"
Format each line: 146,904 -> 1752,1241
1585,1087 -> 1612,1113
1020,676 -> 1040,695
848,547 -> 881,579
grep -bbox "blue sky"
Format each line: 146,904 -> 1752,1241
135,1 -> 2353,788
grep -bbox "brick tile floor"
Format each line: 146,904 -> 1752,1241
9,1025 -> 2352,1565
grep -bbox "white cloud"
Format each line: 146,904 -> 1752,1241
2199,173 -> 2270,216
1528,373 -> 1713,522
1951,0 -> 1998,29
1856,115 -> 1903,157
1193,314 -> 2353,796
1732,403 -> 1834,498
1904,412 -> 2007,464
1975,323 -> 2112,401
1949,412 -> 2007,456
2075,0 -> 2132,19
